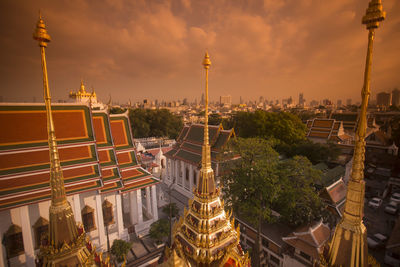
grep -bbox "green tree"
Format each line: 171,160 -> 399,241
274,156 -> 324,227
149,219 -> 169,244
228,110 -> 307,146
110,239 -> 132,263
128,108 -> 183,139
221,138 -> 281,267
278,140 -> 341,164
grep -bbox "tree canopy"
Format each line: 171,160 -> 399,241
221,138 -> 324,266
111,239 -> 132,263
149,218 -> 169,244
225,110 -> 307,146
127,108 -> 183,139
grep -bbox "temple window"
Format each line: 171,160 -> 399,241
82,205 -> 96,232
102,200 -> 114,226
33,217 -> 49,248
3,224 -> 24,258
185,167 -> 189,182
178,161 -> 182,177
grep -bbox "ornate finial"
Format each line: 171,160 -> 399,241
80,80 -> 86,93
325,0 -> 385,266
362,0 -> 385,29
33,13 -> 51,47
202,51 -> 211,69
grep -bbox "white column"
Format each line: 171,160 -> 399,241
115,194 -> 124,237
95,195 -> 106,248
151,185 -> 158,221
73,194 -> 82,224
130,191 -> 138,225
136,189 -> 143,224
145,187 -> 152,217
189,165 -> 193,191
19,206 -> 35,267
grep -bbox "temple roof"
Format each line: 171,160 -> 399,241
0,104 -> 102,210
282,220 -> 330,259
306,118 -> 350,143
0,104 -> 158,209
165,124 -> 235,167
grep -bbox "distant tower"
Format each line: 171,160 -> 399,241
201,93 -> 205,106
33,13 -> 109,267
324,0 -> 385,266
392,88 -> 400,106
298,93 -> 305,107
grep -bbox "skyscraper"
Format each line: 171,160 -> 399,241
376,91 -> 391,107
392,88 -> 400,106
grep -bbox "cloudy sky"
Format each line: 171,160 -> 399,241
0,0 -> 399,104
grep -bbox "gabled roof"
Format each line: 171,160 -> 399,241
282,220 -> 330,259
165,124 -> 235,167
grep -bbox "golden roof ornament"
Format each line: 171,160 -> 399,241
324,1 -> 385,266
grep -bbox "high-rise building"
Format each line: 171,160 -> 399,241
200,93 -> 205,105
346,98 -> 352,106
337,99 -> 342,107
298,93 -> 306,107
220,95 -> 232,107
376,91 -> 391,107
392,88 -> 400,106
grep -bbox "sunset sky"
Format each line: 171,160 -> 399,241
0,0 -> 399,104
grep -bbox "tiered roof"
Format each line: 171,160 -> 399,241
282,220 -> 330,260
0,104 -> 102,210
0,105 -> 158,211
109,112 -> 159,193
306,118 -> 350,143
165,124 -> 235,168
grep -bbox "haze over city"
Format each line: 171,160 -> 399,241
0,0 -> 399,103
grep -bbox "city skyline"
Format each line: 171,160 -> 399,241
0,0 -> 400,103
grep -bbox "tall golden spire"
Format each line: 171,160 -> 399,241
326,1 -> 385,266
33,14 -> 101,266
165,52 -> 250,267
198,51 -> 216,195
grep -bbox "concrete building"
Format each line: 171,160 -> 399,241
392,88 -> 400,106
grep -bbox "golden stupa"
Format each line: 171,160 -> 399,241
322,0 -> 385,266
162,52 -> 250,267
33,13 -> 110,267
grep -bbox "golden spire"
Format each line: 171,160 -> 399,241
165,52 -> 250,267
33,14 -> 100,266
197,51 -> 216,196
326,1 -> 385,266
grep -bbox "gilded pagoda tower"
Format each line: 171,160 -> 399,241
33,14 -> 109,267
323,0 -> 385,266
163,52 -> 250,267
